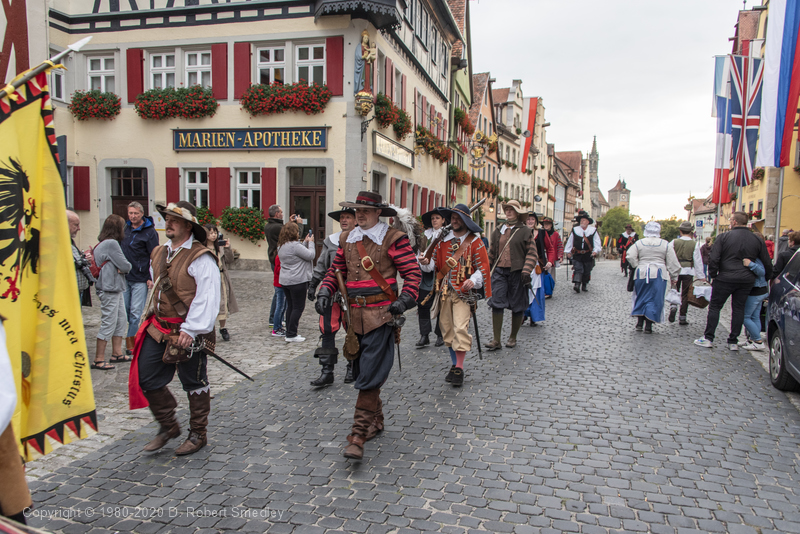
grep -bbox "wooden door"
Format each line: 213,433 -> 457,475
289,187 -> 325,262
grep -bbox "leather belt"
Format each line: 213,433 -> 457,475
349,292 -> 391,306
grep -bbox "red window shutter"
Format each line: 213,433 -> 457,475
413,88 -> 418,125
233,42 -> 251,100
401,74 -> 407,111
384,57 -> 392,102
165,167 -> 180,204
438,112 -> 443,140
126,48 -> 144,104
401,180 -> 408,209
412,184 -> 419,215
325,36 -> 344,96
420,187 -> 428,215
261,168 -> 277,213
209,167 -> 230,217
72,166 -> 91,211
390,178 -> 396,204
211,43 -> 228,100
421,96 -> 427,128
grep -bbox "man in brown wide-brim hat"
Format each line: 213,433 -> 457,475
485,199 -> 540,350
128,200 -> 221,456
315,191 -> 421,460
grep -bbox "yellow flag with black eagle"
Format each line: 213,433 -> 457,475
0,71 -> 97,461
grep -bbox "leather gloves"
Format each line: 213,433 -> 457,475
387,292 -> 416,316
307,284 -> 317,302
315,288 -> 332,315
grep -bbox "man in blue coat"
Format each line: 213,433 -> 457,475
121,201 -> 160,355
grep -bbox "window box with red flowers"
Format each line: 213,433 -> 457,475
69,90 -> 121,121
219,206 -> 266,244
453,107 -> 475,136
196,206 -> 217,226
416,126 -> 451,164
240,81 -> 332,117
537,185 -> 548,194
548,194 -> 556,202
749,209 -> 763,220
135,86 -> 219,120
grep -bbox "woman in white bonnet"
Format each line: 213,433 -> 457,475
626,221 -> 681,333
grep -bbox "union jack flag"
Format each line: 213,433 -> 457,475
729,54 -> 763,187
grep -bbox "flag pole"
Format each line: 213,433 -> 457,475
0,37 -> 92,99
775,166 -> 785,238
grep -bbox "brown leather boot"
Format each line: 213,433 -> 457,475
343,389 -> 379,459
365,390 -> 383,441
142,387 -> 181,452
175,390 -> 210,456
125,336 -> 135,355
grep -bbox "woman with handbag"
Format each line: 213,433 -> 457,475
626,221 -> 681,333
92,214 -> 132,369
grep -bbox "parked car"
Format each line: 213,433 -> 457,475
767,250 -> 800,390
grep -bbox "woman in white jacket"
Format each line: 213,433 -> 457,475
626,221 -> 681,333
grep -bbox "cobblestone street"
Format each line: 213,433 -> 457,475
25,260 -> 800,533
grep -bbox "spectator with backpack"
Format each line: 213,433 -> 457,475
92,214 -> 132,370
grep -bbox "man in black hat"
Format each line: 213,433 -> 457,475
420,204 -> 491,386
307,207 -> 357,387
316,191 -> 421,460
564,211 -> 601,292
617,223 -> 638,277
128,201 -> 221,456
416,207 -> 449,348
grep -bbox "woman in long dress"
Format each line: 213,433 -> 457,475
626,221 -> 681,333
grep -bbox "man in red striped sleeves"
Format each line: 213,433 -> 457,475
315,191 -> 421,460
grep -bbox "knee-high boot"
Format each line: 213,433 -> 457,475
507,313 -> 523,347
485,311 -> 504,350
175,390 -> 210,456
142,387 -> 181,451
365,390 -> 383,441
343,388 -> 380,459
311,347 -> 337,388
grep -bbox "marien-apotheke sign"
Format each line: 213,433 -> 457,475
173,127 -> 329,151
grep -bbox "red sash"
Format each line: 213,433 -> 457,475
128,315 -> 183,410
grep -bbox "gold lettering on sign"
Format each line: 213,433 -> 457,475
263,132 -> 272,146
243,132 -> 254,147
202,132 -> 211,147
280,131 -> 290,147
192,133 -> 201,147
226,132 -> 235,147
302,131 -> 311,146
313,131 -> 321,146
179,133 -> 192,148
292,131 -> 300,146
253,132 -> 263,146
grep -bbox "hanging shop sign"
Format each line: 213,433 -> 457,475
373,131 -> 414,168
173,127 -> 329,151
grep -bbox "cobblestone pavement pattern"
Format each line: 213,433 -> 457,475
25,261 -> 800,533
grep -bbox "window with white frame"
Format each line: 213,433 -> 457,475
431,29 -> 438,64
88,56 -> 115,93
394,69 -> 402,104
185,169 -> 209,208
51,69 -> 65,101
151,52 -> 176,89
257,47 -> 285,85
185,51 -> 211,88
377,50 -> 386,94
296,43 -> 325,85
237,170 -> 261,209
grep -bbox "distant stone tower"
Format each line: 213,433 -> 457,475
608,178 -> 631,211
588,136 -> 602,220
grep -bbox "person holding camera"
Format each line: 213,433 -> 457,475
68,210 -> 95,306
265,205 -> 303,328
204,224 -> 239,341
277,222 -> 315,342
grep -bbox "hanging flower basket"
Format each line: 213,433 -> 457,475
69,90 -> 121,121
219,206 -> 267,244
453,107 -> 475,136
240,81 -> 332,117
416,126 -> 451,164
374,93 -> 399,129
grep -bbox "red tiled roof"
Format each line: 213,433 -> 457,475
469,72 -> 489,126
733,11 -> 760,54
693,198 -> 716,215
609,179 -> 626,192
556,151 -> 583,177
492,88 -> 509,105
598,191 -> 609,206
447,0 -> 466,58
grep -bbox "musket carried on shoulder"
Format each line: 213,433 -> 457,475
335,269 -> 360,360
421,197 -> 486,261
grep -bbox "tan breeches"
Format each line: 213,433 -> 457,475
439,293 -> 472,352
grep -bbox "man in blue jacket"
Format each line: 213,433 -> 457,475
121,201 -> 160,355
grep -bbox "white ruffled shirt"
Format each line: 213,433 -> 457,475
564,226 -> 602,255
346,221 -> 389,245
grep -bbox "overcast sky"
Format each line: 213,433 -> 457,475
469,0 -> 743,221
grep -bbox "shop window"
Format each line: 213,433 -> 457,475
185,51 -> 211,88
111,168 -> 148,196
289,167 -> 326,186
185,169 -> 209,208
88,56 -> 115,93
296,44 -> 325,86
151,53 -> 176,89
236,170 -> 261,209
257,47 -> 285,85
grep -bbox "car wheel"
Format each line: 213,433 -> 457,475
769,329 -> 800,391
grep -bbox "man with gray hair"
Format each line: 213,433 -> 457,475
68,210 -> 94,305
694,211 -> 772,350
121,201 -> 159,356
